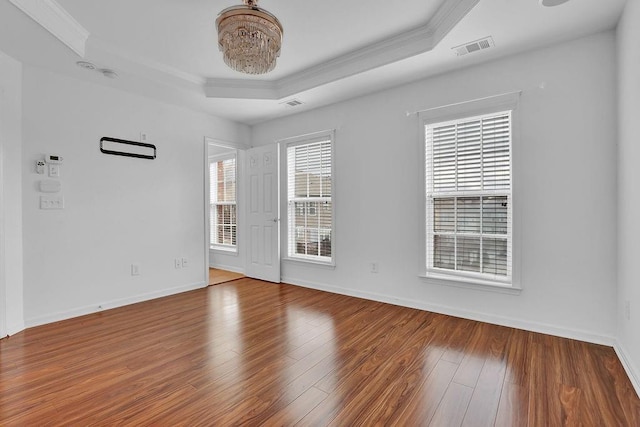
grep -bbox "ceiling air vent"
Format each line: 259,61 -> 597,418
453,36 -> 495,56
281,99 -> 304,108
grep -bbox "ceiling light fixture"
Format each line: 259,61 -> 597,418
76,61 -> 118,79
99,69 -> 118,79
76,61 -> 97,71
215,0 -> 283,75
539,0 -> 570,6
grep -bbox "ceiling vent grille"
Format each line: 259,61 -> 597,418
453,36 -> 495,56
281,99 -> 304,108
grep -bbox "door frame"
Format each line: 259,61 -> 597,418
203,137 -> 245,284
0,140 -> 6,338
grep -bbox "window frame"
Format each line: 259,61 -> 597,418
281,130 -> 336,266
419,92 -> 521,292
209,152 -> 238,252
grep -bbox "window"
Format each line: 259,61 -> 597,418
425,111 -> 512,285
210,155 -> 237,250
286,134 -> 333,263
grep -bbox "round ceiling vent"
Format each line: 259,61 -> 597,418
99,69 -> 118,79
540,0 -> 570,6
75,61 -> 97,70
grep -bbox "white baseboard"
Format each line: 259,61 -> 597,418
25,281 -> 207,328
7,320 -> 25,336
281,276 -> 615,347
209,263 -> 244,275
614,342 -> 640,399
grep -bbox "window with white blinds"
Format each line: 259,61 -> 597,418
425,111 -> 512,283
210,155 -> 237,250
286,137 -> 333,263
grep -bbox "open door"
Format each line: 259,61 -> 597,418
245,144 -> 280,282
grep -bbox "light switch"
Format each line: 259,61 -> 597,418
48,164 -> 60,177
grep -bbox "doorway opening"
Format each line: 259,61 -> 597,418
0,142 -> 5,339
208,268 -> 244,286
204,138 -> 281,285
205,138 -> 243,286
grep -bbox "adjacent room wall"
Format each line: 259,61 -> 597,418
0,51 -> 25,336
22,65 -> 250,326
251,31 -> 618,344
616,0 -> 640,394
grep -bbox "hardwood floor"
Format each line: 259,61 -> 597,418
209,267 -> 244,285
1,278 -> 639,425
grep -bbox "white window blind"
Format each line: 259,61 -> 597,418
287,139 -> 333,262
426,111 -> 512,282
210,156 -> 237,249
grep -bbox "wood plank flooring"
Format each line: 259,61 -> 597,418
1,278 -> 639,426
209,267 -> 244,285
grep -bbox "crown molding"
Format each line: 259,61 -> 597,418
87,38 -> 206,89
205,0 -> 480,100
204,79 -> 278,99
428,0 -> 480,44
9,0 -> 89,57
9,0 -> 479,101
273,24 -> 439,100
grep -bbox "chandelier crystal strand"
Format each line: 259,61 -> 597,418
216,0 -> 283,75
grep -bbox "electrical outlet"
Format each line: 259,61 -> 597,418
175,258 -> 182,269
140,132 -> 148,142
182,257 -> 188,268
371,262 -> 379,273
131,264 -> 140,276
40,195 -> 64,210
625,300 -> 631,321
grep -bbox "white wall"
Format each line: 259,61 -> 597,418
0,51 -> 25,336
251,31 -> 618,344
22,66 -> 249,326
616,0 -> 640,394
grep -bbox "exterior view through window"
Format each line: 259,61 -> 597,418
210,155 -> 237,249
287,137 -> 333,262
425,111 -> 512,284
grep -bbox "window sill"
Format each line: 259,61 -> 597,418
210,246 -> 238,255
419,271 -> 521,295
283,257 -> 335,269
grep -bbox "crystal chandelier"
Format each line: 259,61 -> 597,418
216,0 -> 284,75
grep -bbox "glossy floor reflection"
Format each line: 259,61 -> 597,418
1,278 -> 639,425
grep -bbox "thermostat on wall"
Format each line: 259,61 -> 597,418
45,154 -> 63,164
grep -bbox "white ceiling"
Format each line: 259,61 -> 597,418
0,0 -> 627,125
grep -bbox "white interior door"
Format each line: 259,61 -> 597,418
245,144 -> 280,282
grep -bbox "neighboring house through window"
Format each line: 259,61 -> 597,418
285,131 -> 334,264
210,154 -> 237,250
